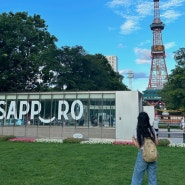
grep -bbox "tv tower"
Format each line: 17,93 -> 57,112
148,0 -> 168,89
143,0 -> 168,106
127,70 -> 134,90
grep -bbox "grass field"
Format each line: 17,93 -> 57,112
0,142 -> 184,185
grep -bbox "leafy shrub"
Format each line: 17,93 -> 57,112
63,137 -> 84,144
9,137 -> 35,142
158,139 -> 170,146
113,141 -> 134,145
0,135 -> 15,141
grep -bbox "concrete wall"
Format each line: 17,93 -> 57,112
0,126 -> 116,139
143,106 -> 155,126
116,91 -> 142,140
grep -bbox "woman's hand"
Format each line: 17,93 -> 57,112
155,137 -> 159,145
132,137 -> 140,149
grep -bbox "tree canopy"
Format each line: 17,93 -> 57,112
0,12 -> 57,92
160,48 -> 185,113
0,12 -> 128,92
43,46 -> 128,91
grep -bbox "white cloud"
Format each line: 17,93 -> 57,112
136,2 -> 153,16
133,43 -> 175,65
134,72 -> 148,79
107,0 -> 132,8
107,1 -> 152,35
166,52 -> 175,59
161,0 -> 185,10
119,70 -> 148,79
161,10 -> 181,23
139,40 -> 151,46
107,0 -> 185,34
134,48 -> 151,64
161,0 -> 184,23
120,18 -> 140,34
165,42 -> 176,49
136,59 -> 150,64
119,69 -> 131,75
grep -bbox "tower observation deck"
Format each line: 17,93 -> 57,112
143,0 -> 168,106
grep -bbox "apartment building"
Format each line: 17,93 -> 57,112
105,56 -> 118,72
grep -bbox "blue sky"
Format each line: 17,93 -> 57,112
1,0 -> 185,92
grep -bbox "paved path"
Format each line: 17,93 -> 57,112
158,128 -> 185,143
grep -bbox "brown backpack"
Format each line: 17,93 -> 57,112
142,138 -> 158,162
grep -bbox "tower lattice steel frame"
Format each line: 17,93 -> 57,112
148,0 -> 168,89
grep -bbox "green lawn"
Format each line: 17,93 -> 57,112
0,142 -> 184,185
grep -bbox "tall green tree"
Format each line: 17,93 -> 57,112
160,48 -> 185,113
0,12 -> 57,92
0,12 -> 128,92
51,46 -> 128,91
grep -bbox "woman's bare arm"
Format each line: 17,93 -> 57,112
132,137 -> 140,149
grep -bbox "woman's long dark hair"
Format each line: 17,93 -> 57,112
137,112 -> 156,147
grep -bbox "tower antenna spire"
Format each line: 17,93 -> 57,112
143,0 -> 168,107
148,0 -> 168,89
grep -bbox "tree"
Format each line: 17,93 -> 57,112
0,12 -> 128,92
160,48 -> 185,113
0,12 -> 57,92
51,46 -> 128,91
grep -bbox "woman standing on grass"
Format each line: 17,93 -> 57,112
131,112 -> 158,185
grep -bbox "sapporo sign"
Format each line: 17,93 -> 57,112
0,100 -> 83,123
